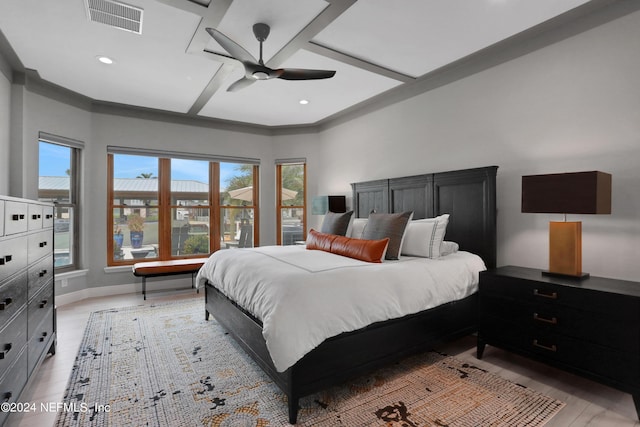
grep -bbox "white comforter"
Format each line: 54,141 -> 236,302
196,245 -> 485,372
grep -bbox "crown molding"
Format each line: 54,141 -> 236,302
2,0 -> 638,137
0,28 -> 23,82
316,0 -> 640,131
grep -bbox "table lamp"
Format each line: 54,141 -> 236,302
522,171 -> 611,279
311,195 -> 347,215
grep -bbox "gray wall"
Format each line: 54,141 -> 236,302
3,7 -> 640,299
87,112 -> 275,289
6,76 -> 279,294
307,9 -> 640,281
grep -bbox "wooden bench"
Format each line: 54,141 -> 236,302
132,258 -> 209,300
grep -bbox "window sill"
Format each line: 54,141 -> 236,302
56,269 -> 88,280
104,265 -> 133,274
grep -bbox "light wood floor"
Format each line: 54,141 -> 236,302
6,289 -> 639,427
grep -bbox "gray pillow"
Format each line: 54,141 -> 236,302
320,211 -> 354,236
362,211 -> 413,260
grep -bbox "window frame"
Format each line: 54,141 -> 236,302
107,149 -> 259,266
217,164 -> 260,250
38,134 -> 82,273
276,160 -> 306,245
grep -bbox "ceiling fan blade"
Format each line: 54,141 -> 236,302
205,28 -> 257,65
275,69 -> 336,81
227,77 -> 256,92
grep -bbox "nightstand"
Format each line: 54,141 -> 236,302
477,265 -> 640,420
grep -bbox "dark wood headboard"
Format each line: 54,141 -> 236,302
351,166 -> 498,268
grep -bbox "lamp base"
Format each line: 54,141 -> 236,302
549,221 -> 584,277
542,270 -> 590,280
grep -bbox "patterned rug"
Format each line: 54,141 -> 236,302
56,298 -> 565,426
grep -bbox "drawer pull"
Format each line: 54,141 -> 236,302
0,298 -> 13,310
39,299 -> 48,308
533,289 -> 557,299
3,391 -> 12,402
39,241 -> 48,248
533,313 -> 558,325
533,339 -> 557,352
0,343 -> 12,359
39,269 -> 48,277
39,332 -> 48,342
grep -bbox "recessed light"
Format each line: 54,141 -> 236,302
97,56 -> 114,65
299,99 -> 309,105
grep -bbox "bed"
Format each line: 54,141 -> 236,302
199,165 -> 498,424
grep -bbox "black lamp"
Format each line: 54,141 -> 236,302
522,171 -> 611,279
311,195 -> 346,215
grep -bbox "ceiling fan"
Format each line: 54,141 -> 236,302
206,23 -> 336,92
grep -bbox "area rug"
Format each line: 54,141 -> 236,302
56,299 -> 565,426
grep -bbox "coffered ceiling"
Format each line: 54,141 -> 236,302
0,0 -> 600,127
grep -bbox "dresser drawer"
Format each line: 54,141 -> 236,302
27,230 -> 53,263
0,272 -> 28,328
27,308 -> 54,376
480,295 -> 639,353
481,319 -> 640,382
27,286 -> 54,341
28,257 -> 53,299
3,201 -> 29,236
42,206 -> 54,229
0,308 -> 27,379
480,274 -> 638,320
0,236 -> 28,280
27,204 -> 44,231
0,347 -> 28,426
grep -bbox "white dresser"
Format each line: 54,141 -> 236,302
0,196 -> 56,426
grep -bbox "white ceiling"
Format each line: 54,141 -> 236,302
0,0 -> 594,127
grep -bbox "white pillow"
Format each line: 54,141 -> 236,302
400,214 -> 450,258
440,241 -> 459,257
347,218 -> 368,239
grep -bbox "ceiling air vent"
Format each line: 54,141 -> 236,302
85,0 -> 143,34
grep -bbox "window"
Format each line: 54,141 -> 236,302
110,153 -> 160,262
219,163 -> 259,249
38,133 -> 82,272
107,148 -> 259,265
276,160 -> 306,245
170,158 -> 211,256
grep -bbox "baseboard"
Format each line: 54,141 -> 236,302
56,277 -> 197,306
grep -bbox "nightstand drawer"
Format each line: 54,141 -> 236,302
481,296 -> 639,352
480,273 -> 638,320
488,327 -> 639,386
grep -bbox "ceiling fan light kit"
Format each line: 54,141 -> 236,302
206,23 -> 336,92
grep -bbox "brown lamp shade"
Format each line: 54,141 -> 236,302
522,171 -> 611,214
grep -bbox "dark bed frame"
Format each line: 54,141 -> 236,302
204,165 -> 498,424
